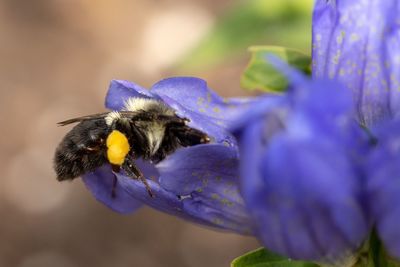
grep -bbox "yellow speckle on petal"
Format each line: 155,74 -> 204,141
221,198 -> 234,207
350,33 -> 359,42
212,218 -> 223,225
211,193 -> 220,200
206,92 -> 212,103
212,107 -> 221,113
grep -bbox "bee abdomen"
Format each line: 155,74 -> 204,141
54,145 -> 107,181
54,119 -> 110,181
54,151 -> 82,181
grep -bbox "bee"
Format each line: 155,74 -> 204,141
54,98 -> 210,197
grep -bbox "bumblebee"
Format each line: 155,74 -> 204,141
54,98 -> 210,197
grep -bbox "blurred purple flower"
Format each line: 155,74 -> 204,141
82,77 -> 253,234
232,68 -> 370,261
367,119 -> 400,258
312,0 -> 400,127
312,0 -> 400,259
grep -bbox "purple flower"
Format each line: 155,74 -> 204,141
312,0 -> 400,127
313,0 -> 400,259
232,68 -> 370,261
82,77 -> 253,234
366,119 -> 400,258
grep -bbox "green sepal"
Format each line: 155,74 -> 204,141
367,230 -> 400,267
351,230 -> 400,267
231,247 -> 320,267
240,46 -> 311,93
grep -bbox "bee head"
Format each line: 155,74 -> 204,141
106,130 -> 130,165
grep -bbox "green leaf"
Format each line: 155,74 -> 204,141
179,0 -> 313,70
240,46 -> 311,92
231,248 -> 320,267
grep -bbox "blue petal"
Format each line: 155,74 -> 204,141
241,128 -> 368,260
116,170 -> 252,234
287,78 -> 367,153
157,144 -> 238,195
229,94 -> 286,135
367,119 -> 400,258
82,165 -> 142,214
105,80 -> 155,110
151,77 -> 253,126
157,144 -> 251,225
234,74 -> 370,260
267,56 -> 355,122
312,0 -> 400,126
91,77 -> 255,234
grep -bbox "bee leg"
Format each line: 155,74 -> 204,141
122,158 -> 154,198
77,144 -> 100,152
78,144 -> 103,154
110,164 -> 121,199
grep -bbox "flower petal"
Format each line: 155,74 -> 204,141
367,119 -> 400,258
151,77 -> 252,126
286,79 -> 368,155
234,73 -> 370,260
157,144 -> 237,195
151,77 -> 224,116
82,165 -> 142,214
263,59 -> 362,147
241,128 -> 368,260
312,0 -> 400,126
157,144 -> 251,224
105,80 -> 155,110
90,77 -> 255,234
116,171 -> 252,234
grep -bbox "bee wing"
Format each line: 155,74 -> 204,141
58,110 -> 185,126
57,111 -> 146,126
57,112 -> 110,126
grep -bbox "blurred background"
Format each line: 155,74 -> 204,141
0,0 -> 312,266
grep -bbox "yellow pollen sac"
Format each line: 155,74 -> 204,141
106,130 -> 130,165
